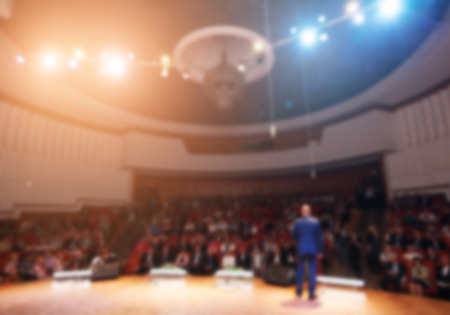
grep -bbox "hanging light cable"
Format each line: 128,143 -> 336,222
262,0 -> 277,139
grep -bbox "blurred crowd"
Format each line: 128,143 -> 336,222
0,207 -> 129,283
380,194 -> 450,299
127,193 -> 361,278
2,190 -> 449,302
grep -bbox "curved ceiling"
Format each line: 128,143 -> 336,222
1,0 -> 449,127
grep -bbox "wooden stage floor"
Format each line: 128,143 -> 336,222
0,276 -> 448,315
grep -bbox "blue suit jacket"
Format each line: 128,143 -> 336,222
292,217 -> 324,256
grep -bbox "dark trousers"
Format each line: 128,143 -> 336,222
437,286 -> 450,300
381,275 -> 402,292
296,254 -> 317,297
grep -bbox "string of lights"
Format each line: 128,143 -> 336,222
12,1 -> 403,78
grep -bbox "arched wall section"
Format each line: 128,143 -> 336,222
385,84 -> 450,198
0,102 -> 132,214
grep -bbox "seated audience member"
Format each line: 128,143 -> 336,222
409,258 -> 430,296
424,248 -> 439,263
221,250 -> 236,269
402,211 -> 418,226
423,233 -> 447,251
91,248 -> 115,269
402,245 -> 422,262
18,254 -> 38,281
204,247 -> 219,275
149,219 -> 160,236
175,250 -> 190,269
66,248 -> 86,270
236,247 -> 251,270
137,246 -> 156,274
183,220 -> 195,234
408,231 -> 425,251
366,225 -> 379,273
220,238 -> 236,255
441,224 -> 450,240
178,238 -> 191,253
43,251 -> 63,274
159,244 -> 175,266
280,240 -> 296,268
0,236 -> 12,252
189,245 -> 206,275
436,255 -> 450,300
91,250 -> 106,268
267,246 -> 282,266
31,257 -> 47,280
388,226 -> 407,250
379,245 -> 396,266
442,208 -> 450,225
381,256 -> 406,292
419,209 -> 438,225
250,246 -> 266,277
2,253 -> 19,282
349,232 -> 362,278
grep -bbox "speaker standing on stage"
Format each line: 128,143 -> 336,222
292,204 -> 324,300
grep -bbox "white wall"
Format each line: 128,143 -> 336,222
2,84 -> 449,214
385,84 -> 450,198
0,102 -> 133,214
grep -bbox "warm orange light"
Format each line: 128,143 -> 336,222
68,58 -> 79,69
42,53 -> 58,68
253,40 -> 265,52
161,55 -> 171,65
73,48 -> 85,60
15,55 -> 25,64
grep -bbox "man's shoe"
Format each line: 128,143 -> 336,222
308,294 -> 317,301
296,292 -> 303,298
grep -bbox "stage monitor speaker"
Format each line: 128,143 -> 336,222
263,265 -> 296,287
91,262 -> 120,281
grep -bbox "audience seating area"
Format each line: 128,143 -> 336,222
0,206 -> 130,283
125,193 -> 358,279
381,194 -> 450,299
3,191 -> 449,302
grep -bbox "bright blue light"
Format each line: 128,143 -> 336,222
379,0 -> 402,18
318,15 -> 326,23
353,13 -> 365,25
299,28 -> 318,47
320,33 -> 329,42
290,27 -> 298,35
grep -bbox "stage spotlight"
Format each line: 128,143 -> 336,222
182,72 -> 190,80
299,28 -> 317,47
42,53 -> 58,68
237,64 -> 246,72
73,49 -> 84,60
161,68 -> 169,78
320,33 -> 329,42
353,13 -> 366,25
15,55 -> 25,64
68,58 -> 79,69
290,27 -> 298,35
104,56 -> 126,76
318,15 -> 326,23
379,0 -> 402,18
345,1 -> 360,16
253,40 -> 265,53
161,55 -> 171,66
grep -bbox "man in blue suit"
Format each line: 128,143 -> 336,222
291,204 -> 323,300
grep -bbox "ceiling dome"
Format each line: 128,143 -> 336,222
0,0 -> 449,129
